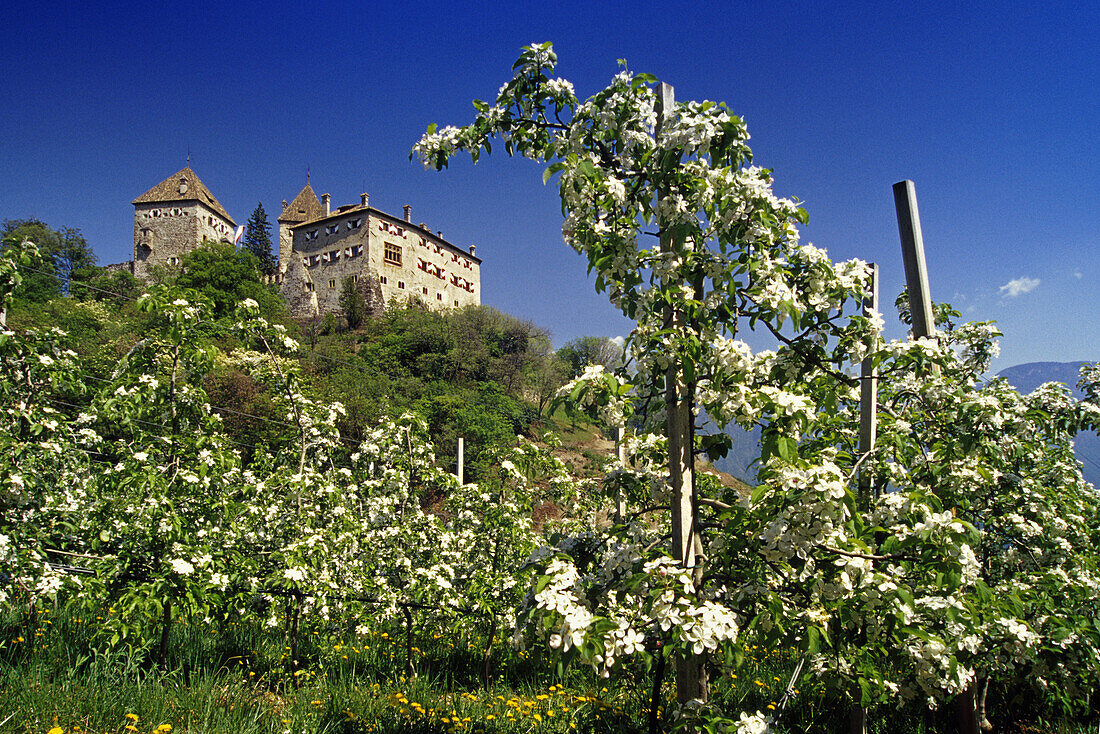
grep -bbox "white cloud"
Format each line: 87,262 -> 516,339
999,277 -> 1040,298
1073,271 -> 1083,279
608,335 -> 625,348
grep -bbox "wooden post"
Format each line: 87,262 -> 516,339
858,263 -> 879,508
656,81 -> 695,573
893,180 -> 935,340
614,426 -> 627,522
656,80 -> 707,706
456,437 -> 464,485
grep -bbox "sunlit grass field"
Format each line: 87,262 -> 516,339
1,603 -> 1091,733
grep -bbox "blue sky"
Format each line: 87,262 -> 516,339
2,1 -> 1096,371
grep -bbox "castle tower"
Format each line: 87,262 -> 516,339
277,184 -> 324,275
132,167 -> 236,280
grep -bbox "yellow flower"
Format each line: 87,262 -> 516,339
124,714 -> 139,722
47,728 -> 65,734
155,726 -> 172,733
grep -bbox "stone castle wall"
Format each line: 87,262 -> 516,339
131,171 -> 480,321
285,204 -> 480,319
133,202 -> 233,280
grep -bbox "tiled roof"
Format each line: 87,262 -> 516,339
279,184 -> 325,224
132,167 -> 235,224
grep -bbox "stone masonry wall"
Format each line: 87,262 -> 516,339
285,205 -> 480,319
133,202 -> 233,280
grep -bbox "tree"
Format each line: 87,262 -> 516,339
557,335 -> 623,377
339,275 -> 366,329
175,240 -> 281,319
414,41 -> 873,713
242,202 -> 276,276
411,43 -> 1100,730
1,218 -> 96,299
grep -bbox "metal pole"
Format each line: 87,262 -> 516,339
614,426 -> 627,523
456,437 -> 464,485
893,180 -> 936,340
858,263 -> 879,508
655,81 -> 695,572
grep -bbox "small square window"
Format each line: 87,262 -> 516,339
398,281 -> 405,289
436,293 -> 442,301
380,275 -> 388,284
328,279 -> 336,289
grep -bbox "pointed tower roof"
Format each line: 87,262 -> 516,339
279,184 -> 325,224
132,167 -> 235,224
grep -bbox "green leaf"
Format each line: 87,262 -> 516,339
776,436 -> 797,462
577,159 -> 598,180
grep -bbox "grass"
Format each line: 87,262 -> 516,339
2,604 -> 1095,734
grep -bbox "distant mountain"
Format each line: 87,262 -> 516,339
711,424 -> 762,484
712,361 -> 1099,487
997,361 -> 1089,398
997,361 -> 1098,487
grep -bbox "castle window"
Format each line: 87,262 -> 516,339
380,275 -> 387,284
422,287 -> 428,295
349,244 -> 362,258
168,257 -> 180,266
306,229 -> 318,241
384,243 -> 402,265
306,282 -> 314,292
352,274 -> 359,283
454,300 -> 460,307
348,218 -> 362,230
436,293 -> 442,301
397,281 -> 405,289
326,224 -> 339,235
328,279 -> 336,289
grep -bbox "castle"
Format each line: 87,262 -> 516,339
127,167 -> 482,319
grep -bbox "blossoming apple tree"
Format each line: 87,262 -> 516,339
414,42 -> 1100,728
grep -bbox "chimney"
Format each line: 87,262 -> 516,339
360,193 -> 369,207
469,245 -> 476,257
437,230 -> 443,238
403,204 -> 411,222
322,193 -> 331,216
419,222 -> 427,230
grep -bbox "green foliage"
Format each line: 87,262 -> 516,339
557,335 -> 623,377
340,275 -> 366,329
242,201 -> 276,275
2,219 -> 64,302
70,265 -> 142,304
176,240 -> 282,319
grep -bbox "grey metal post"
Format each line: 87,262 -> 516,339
655,81 -> 695,572
893,180 -> 936,340
614,426 -> 627,522
456,437 -> 464,485
858,263 -> 879,507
